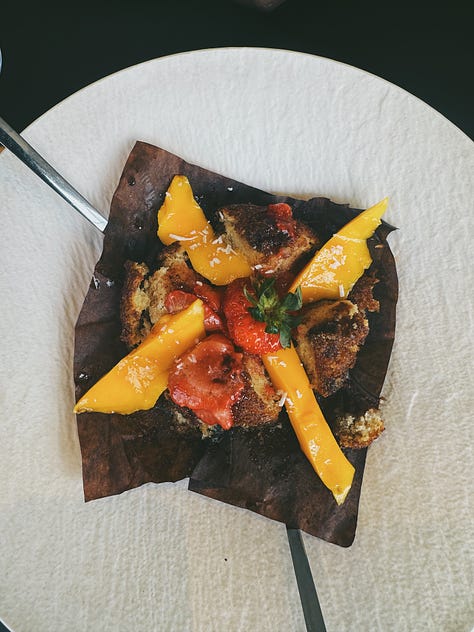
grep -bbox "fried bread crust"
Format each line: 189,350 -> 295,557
120,245 -> 199,348
294,300 -> 369,398
220,203 -> 318,277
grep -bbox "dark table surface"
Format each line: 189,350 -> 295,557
1,0 -> 473,140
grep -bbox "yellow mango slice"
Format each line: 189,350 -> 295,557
263,345 -> 355,504
157,175 -> 251,285
158,175 -> 208,244
289,198 -> 388,303
74,300 -> 206,415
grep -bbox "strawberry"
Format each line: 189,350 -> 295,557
192,280 -> 222,313
223,277 -> 302,354
165,288 -> 224,332
164,289 -> 194,314
167,334 -> 244,430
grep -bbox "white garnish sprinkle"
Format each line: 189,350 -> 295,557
167,328 -> 174,334
266,355 -> 279,364
218,211 -> 225,221
106,279 -> 115,287
254,264 -> 263,270
227,186 -> 234,191
339,284 -> 345,297
211,235 -> 224,245
308,439 -> 320,458
217,244 -> 236,255
296,389 -> 303,399
125,362 -> 155,391
189,243 -> 199,250
278,391 -> 288,407
188,354 -> 197,364
195,280 -> 203,286
92,275 -> 100,289
264,269 -> 275,275
169,233 -> 197,241
279,361 -> 287,367
209,257 -> 221,267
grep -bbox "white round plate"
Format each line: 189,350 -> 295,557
1,48 -> 473,632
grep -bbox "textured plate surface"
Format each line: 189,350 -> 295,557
0,48 -> 473,632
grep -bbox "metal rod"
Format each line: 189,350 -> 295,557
0,116 -> 107,233
287,527 -> 327,632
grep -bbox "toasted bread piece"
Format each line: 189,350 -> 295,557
334,408 -> 385,448
165,353 -> 281,431
294,300 -> 369,397
220,203 -> 318,277
120,245 -> 199,348
348,274 -> 380,313
120,261 -> 151,348
232,353 -> 281,427
146,247 -> 199,325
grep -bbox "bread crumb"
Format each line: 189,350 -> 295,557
334,408 -> 385,448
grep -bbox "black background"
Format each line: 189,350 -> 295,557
1,0 -> 473,139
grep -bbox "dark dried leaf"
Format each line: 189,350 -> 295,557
74,141 -> 398,546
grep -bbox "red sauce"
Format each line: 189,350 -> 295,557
267,203 -> 296,238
